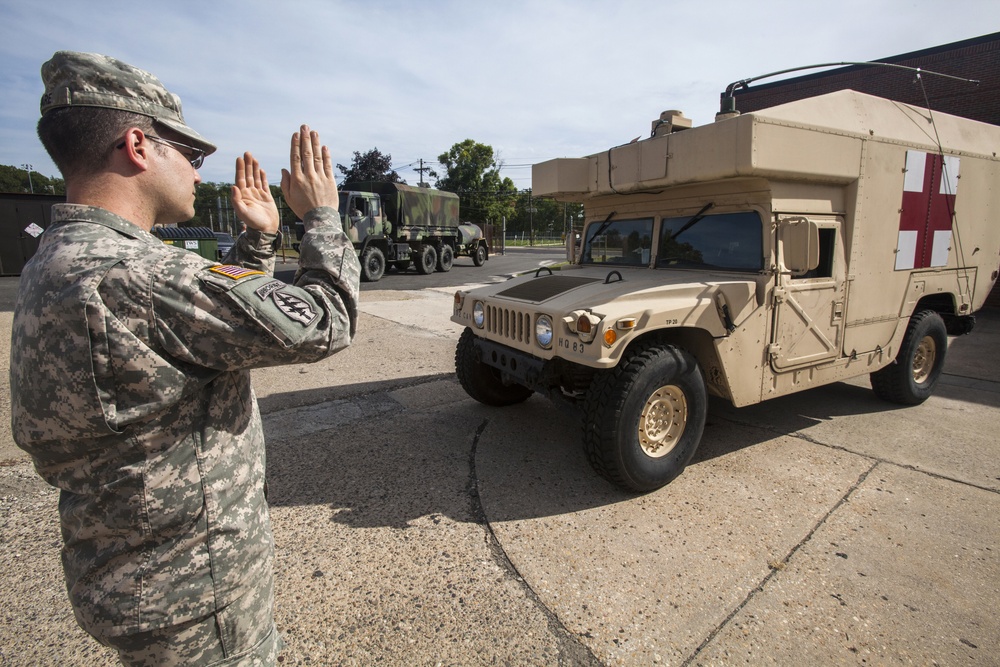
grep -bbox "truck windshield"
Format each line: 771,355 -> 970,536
657,211 -> 763,271
581,218 -> 654,266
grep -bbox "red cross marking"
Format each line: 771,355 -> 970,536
896,151 -> 959,270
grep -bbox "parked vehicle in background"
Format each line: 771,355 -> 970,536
293,182 -> 489,282
453,89 -> 1000,492
214,231 -> 236,260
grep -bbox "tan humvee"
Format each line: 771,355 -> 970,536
452,90 -> 1000,492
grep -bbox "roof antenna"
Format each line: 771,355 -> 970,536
716,61 -> 979,121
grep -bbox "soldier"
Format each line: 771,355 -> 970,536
9,51 -> 360,665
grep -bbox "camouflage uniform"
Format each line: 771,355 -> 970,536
11,51 -> 361,665
11,203 -> 359,659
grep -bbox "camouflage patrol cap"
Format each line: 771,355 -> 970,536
40,51 -> 216,156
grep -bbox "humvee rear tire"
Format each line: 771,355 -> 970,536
436,244 -> 454,272
473,244 -> 488,267
416,245 -> 437,275
455,328 -> 533,406
870,310 -> 947,405
583,344 -> 706,493
361,246 -> 385,282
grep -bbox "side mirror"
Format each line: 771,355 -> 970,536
566,231 -> 577,263
778,216 -> 819,276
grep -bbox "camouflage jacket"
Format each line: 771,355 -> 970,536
9,204 -> 360,639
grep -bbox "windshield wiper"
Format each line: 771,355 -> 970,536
585,211 -> 617,246
669,202 -> 714,241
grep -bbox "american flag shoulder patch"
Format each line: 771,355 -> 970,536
209,265 -> 266,280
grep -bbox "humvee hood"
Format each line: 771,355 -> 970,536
479,267 -> 759,334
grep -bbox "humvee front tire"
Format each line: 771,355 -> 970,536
455,328 -> 533,406
416,245 -> 437,275
583,344 -> 707,493
361,246 -> 385,282
870,310 -> 947,405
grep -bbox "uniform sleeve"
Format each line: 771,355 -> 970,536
149,206 -> 360,371
221,228 -> 280,272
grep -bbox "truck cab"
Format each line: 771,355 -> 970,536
340,190 -> 387,244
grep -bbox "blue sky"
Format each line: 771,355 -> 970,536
1,0 -> 997,190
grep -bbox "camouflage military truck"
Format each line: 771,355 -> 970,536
452,89 -> 1000,492
333,182 -> 488,282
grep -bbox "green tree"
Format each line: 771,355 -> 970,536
337,148 -> 403,184
507,193 -> 583,241
0,164 -> 65,195
433,140 -> 516,226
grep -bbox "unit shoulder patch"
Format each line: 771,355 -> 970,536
272,291 -> 318,326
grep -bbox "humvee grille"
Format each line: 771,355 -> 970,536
485,305 -> 533,345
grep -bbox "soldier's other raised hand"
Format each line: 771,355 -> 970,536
280,124 -> 339,219
231,152 -> 280,234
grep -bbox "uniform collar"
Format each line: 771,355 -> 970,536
51,203 -> 155,242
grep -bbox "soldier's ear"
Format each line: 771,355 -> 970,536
115,128 -> 153,172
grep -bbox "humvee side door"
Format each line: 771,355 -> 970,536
770,216 -> 847,370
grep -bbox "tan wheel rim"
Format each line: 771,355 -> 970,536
638,385 -> 687,458
912,335 -> 937,384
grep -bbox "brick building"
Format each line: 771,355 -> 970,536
730,32 -> 1000,308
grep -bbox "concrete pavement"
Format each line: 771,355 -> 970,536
0,285 -> 997,665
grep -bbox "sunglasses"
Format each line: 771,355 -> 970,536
116,134 -> 206,169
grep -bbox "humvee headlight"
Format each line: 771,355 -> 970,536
473,301 -> 485,328
535,314 -> 554,349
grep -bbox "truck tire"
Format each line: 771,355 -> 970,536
583,344 -> 707,492
416,245 -> 437,275
473,243 -> 488,267
436,244 -> 454,272
360,246 -> 385,282
870,310 -> 947,405
455,328 -> 533,406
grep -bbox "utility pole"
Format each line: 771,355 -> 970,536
21,164 -> 34,194
527,189 -> 534,246
414,159 -> 432,187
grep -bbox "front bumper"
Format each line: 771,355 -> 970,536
471,336 -> 547,388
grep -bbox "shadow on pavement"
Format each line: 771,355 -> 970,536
260,372 -> 959,528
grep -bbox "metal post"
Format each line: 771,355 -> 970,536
528,190 -> 533,246
21,164 -> 34,194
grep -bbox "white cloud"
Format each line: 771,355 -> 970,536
1,0 -> 997,190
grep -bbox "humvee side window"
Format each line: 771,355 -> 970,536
799,227 -> 836,279
582,218 -> 654,266
657,211 -> 763,271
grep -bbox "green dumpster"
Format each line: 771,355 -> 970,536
151,226 -> 219,261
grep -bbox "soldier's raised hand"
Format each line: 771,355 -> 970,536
231,152 -> 280,234
280,124 -> 339,219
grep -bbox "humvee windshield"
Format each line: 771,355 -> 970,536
582,218 -> 654,266
657,211 -> 763,271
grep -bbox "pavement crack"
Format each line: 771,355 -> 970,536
682,460 -> 880,666
714,413 -> 999,495
466,418 -> 603,666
